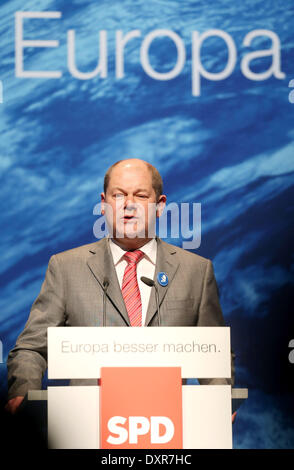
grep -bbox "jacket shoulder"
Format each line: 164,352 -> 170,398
51,239 -> 106,263
158,239 -> 210,267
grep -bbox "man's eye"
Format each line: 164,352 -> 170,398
114,193 -> 124,199
136,194 -> 148,198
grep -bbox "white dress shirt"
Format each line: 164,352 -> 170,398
108,238 -> 157,326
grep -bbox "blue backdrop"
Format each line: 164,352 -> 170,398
0,0 -> 294,448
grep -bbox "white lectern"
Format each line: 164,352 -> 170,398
37,326 -> 246,449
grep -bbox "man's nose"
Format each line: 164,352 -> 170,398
125,196 -> 136,209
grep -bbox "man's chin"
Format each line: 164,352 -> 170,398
112,226 -> 148,240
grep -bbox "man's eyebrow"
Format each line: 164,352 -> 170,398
110,187 -> 149,193
110,187 -> 127,193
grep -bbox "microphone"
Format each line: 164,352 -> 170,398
140,276 -> 161,327
102,277 -> 109,327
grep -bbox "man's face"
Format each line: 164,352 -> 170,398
101,162 -> 164,243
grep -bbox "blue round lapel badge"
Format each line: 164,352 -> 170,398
157,272 -> 168,287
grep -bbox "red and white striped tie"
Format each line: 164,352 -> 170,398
122,250 -> 144,327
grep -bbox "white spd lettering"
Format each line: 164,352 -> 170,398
106,416 -> 174,445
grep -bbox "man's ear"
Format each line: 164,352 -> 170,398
156,195 -> 166,217
101,192 -> 105,215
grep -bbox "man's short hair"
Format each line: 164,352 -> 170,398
103,160 -> 163,201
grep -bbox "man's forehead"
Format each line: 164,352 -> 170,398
109,165 -> 152,183
111,161 -> 150,174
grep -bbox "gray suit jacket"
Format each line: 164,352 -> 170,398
7,237 -> 235,399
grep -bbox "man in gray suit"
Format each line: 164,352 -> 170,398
6,158 -> 235,414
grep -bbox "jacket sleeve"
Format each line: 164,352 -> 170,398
7,255 -> 66,399
197,259 -> 235,386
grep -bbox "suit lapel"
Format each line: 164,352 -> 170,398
87,238 -> 130,326
145,238 -> 179,326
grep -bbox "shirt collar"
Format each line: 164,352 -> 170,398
109,238 -> 157,266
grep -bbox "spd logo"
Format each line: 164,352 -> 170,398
107,416 -> 174,445
100,367 -> 182,448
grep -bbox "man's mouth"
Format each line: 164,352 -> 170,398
122,215 -> 137,222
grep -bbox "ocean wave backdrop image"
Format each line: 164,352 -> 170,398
0,0 -> 294,448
